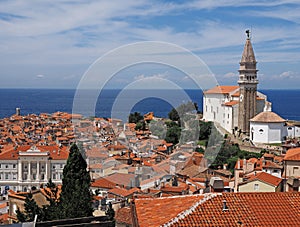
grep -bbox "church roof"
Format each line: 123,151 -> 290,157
204,85 -> 239,94
241,38 -> 256,63
224,100 -> 239,106
250,111 -> 285,123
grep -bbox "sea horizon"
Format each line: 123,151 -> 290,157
0,88 -> 300,122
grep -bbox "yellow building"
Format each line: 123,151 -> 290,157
238,172 -> 282,192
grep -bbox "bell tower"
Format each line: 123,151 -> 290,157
238,30 -> 258,134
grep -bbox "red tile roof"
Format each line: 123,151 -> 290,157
204,86 -> 239,94
241,172 -> 282,187
134,194 -> 205,227
224,100 -> 239,106
91,178 -> 116,189
134,192 -> 300,227
0,145 -> 69,160
284,148 -> 300,161
115,206 -> 132,225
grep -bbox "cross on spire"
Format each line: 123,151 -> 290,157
246,30 -> 251,39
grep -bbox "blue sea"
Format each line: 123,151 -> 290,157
0,89 -> 299,121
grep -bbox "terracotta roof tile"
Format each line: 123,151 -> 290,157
241,172 -> 282,187
204,86 -> 239,94
284,148 -> 300,161
134,194 -> 205,227
134,192 -> 300,227
224,100 -> 239,106
115,206 -> 132,225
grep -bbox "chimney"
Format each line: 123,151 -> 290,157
222,200 -> 229,211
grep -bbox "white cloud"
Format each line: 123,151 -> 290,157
134,72 -> 169,81
35,74 -> 45,78
1,1 -> 300,88
224,72 -> 238,78
278,71 -> 298,79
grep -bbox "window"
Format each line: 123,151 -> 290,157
254,183 -> 259,191
52,174 -> 56,180
5,165 -> 8,169
228,114 -> 229,119
60,164 -> 63,169
13,164 -> 16,168
5,173 -> 9,180
259,129 -> 264,133
293,167 -> 299,175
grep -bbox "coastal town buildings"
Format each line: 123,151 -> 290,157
0,32 -> 299,225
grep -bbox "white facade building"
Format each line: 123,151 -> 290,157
203,86 -> 269,133
250,111 -> 287,144
0,145 -> 68,193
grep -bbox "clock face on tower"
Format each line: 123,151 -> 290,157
240,94 -> 244,102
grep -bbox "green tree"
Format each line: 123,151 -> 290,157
199,121 -> 212,140
16,192 -> 44,222
168,108 -> 180,122
168,102 -> 198,122
165,125 -> 181,144
128,112 -> 143,123
135,121 -> 146,131
58,143 -> 93,219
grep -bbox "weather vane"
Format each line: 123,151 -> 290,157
245,30 -> 251,39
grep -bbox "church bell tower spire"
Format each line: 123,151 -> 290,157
238,30 -> 258,134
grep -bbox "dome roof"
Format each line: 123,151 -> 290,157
250,111 -> 285,123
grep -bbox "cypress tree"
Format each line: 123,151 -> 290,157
58,143 -> 93,219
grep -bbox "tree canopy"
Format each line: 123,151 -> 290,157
16,192 -> 44,222
58,143 -> 93,219
128,112 -> 143,123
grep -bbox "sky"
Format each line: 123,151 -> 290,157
1,0 -> 300,90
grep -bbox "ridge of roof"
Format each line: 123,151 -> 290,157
204,85 -> 239,94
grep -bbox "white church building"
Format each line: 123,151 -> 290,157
203,31 -> 296,144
